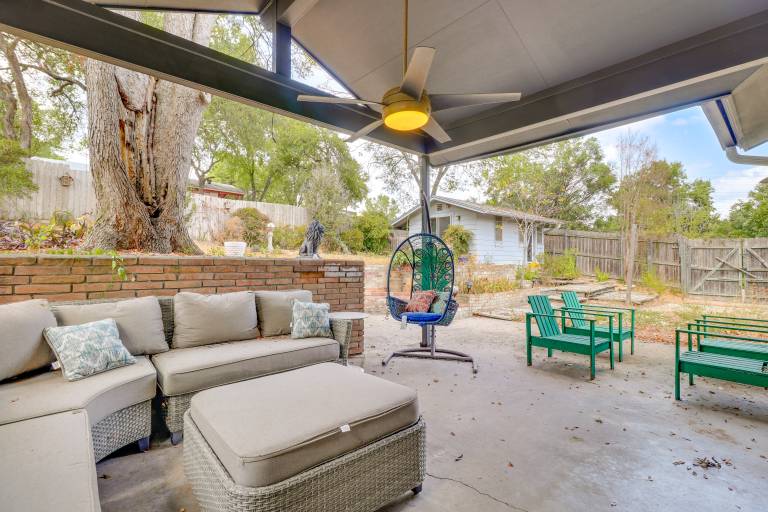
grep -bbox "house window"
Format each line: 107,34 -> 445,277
495,216 -> 503,241
431,217 -> 450,236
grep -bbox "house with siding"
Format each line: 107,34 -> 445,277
391,196 -> 560,265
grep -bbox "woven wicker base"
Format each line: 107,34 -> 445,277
91,400 -> 152,462
184,411 -> 426,512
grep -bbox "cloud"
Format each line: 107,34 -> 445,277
711,165 -> 768,216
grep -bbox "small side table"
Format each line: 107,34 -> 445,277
329,311 -> 369,357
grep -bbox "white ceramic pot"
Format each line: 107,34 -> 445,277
224,241 -> 247,257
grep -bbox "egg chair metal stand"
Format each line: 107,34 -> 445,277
382,232 -> 477,373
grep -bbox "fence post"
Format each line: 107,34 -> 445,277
646,240 -> 653,274
678,236 -> 688,294
563,229 -> 569,255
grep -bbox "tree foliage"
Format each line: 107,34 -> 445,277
484,137 -> 614,227
0,137 -> 36,205
726,183 -> 768,237
366,143 -> 482,209
351,196 -> 399,254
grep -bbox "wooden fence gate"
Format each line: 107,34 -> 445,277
545,230 -> 768,302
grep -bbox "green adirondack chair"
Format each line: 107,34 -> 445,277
675,327 -> 768,400
560,291 -> 635,362
526,295 -> 614,380
687,315 -> 768,361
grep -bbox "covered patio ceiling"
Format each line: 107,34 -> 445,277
1,0 -> 767,166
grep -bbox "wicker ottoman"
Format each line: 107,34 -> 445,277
183,362 -> 425,512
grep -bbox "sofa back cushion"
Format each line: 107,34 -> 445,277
51,296 -> 168,355
254,290 -> 312,337
172,291 -> 259,348
0,299 -> 57,381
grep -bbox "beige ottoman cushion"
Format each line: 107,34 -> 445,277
190,362 -> 419,487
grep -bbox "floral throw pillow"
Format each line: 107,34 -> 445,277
43,318 -> 136,381
405,290 -> 437,313
291,301 -> 332,339
430,291 -> 451,314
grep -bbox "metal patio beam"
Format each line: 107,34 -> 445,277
428,9 -> 768,162
0,0 -> 426,153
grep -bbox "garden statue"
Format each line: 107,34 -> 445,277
266,222 -> 275,252
299,220 -> 325,258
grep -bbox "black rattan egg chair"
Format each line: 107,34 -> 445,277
382,206 -> 477,373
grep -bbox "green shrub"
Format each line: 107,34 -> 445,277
232,208 -> 269,248
442,224 -> 473,257
538,249 -> 579,279
272,225 -> 305,250
640,268 -> 667,294
594,266 -> 610,282
354,211 -> 390,254
340,227 -> 364,253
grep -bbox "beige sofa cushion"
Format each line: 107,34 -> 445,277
190,362 -> 419,487
0,299 -> 57,381
254,290 -> 312,336
0,356 -> 156,426
51,296 -> 168,355
172,291 -> 259,348
152,337 -> 339,397
0,410 -> 100,512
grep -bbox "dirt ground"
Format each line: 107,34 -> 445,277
97,314 -> 768,512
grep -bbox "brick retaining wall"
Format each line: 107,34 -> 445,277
0,254 -> 365,355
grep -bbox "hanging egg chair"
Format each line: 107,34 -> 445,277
382,202 -> 477,373
386,233 -> 459,327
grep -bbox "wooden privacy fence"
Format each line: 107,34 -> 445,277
545,229 -> 768,302
188,194 -> 309,241
1,158 -> 96,221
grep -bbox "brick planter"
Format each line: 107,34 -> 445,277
0,254 -> 365,355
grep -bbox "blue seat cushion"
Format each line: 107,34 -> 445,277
404,312 -> 442,323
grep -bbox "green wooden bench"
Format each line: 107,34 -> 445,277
560,290 -> 635,362
675,327 -> 768,400
688,317 -> 768,361
527,295 -> 614,380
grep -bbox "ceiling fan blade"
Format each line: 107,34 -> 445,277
346,119 -> 384,143
297,94 -> 382,109
430,92 -> 522,112
400,47 -> 436,99
421,117 -> 451,144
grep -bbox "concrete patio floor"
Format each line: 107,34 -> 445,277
98,315 -> 768,512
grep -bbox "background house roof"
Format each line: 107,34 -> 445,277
391,196 -> 561,229
188,180 -> 245,196
4,1 -> 768,165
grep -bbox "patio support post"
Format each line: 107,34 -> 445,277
265,0 -> 291,78
420,154 -> 430,348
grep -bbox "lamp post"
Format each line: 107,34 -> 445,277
267,222 -> 275,252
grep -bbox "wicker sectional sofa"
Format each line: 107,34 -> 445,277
0,290 -> 352,512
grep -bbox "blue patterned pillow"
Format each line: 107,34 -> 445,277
290,301 -> 332,339
43,318 -> 135,381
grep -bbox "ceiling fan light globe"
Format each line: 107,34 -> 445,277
384,109 -> 429,131
381,89 -> 431,131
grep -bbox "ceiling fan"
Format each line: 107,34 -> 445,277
297,0 -> 522,144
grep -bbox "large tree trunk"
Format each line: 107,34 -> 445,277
1,37 -> 32,150
83,12 -> 215,253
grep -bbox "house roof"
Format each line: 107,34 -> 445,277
5,1 -> 767,166
391,196 -> 561,229
188,180 -> 245,195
